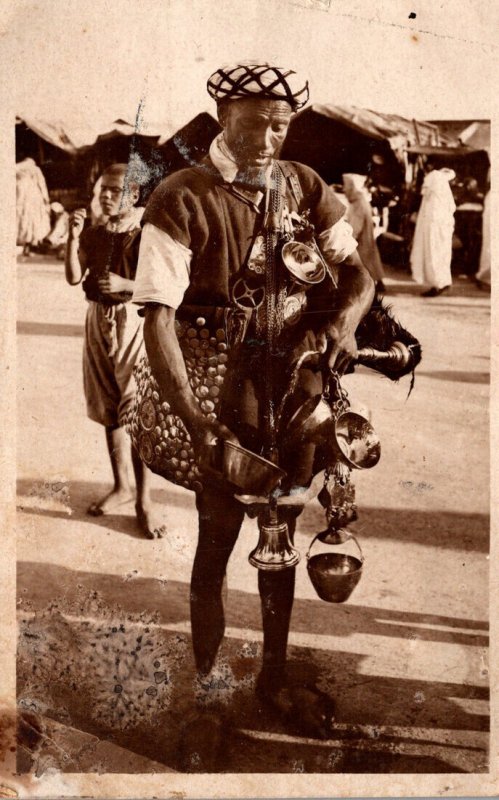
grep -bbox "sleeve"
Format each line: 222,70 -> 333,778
141,171 -> 196,250
132,223 -> 192,309
318,217 -> 358,264
291,162 -> 358,263
292,162 -> 348,234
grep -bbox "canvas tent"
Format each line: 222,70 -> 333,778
407,125 -> 490,192
16,112 -> 220,205
280,104 -> 449,189
16,114 -> 179,156
458,121 -> 490,152
430,120 -> 490,152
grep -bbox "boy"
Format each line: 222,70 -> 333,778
66,163 -> 166,539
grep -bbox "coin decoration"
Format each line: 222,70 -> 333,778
124,316 -> 229,493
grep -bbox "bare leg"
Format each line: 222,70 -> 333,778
131,446 -> 167,539
257,513 -> 298,691
256,512 -> 336,738
180,488 -> 240,772
87,425 -> 134,515
191,486 -> 244,675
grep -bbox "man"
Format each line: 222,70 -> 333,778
133,63 -> 374,748
411,165 -> 456,297
342,173 -> 386,293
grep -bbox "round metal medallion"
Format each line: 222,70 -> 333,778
139,397 -> 157,431
138,432 -> 155,465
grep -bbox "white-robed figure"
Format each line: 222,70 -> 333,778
411,167 -> 456,297
475,187 -> 490,288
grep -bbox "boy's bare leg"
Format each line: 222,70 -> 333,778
87,425 -> 134,515
131,447 -> 167,539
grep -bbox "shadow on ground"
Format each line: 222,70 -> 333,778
17,321 -> 85,338
17,478 -> 490,553
384,268 -> 489,300
416,370 -> 489,384
17,478 -> 193,539
17,561 -> 489,773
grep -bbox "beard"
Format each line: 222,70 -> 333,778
234,163 -> 270,190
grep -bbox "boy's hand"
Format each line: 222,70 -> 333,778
97,272 -> 133,295
68,208 -> 87,240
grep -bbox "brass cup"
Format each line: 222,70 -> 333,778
334,411 -> 381,469
285,394 -> 334,446
281,241 -> 326,285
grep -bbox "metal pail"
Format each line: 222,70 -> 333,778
306,531 -> 364,603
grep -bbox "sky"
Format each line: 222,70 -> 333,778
6,0 -> 498,133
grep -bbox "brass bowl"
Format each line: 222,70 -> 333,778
223,442 -> 286,496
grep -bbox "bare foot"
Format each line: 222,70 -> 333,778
87,487 -> 134,516
135,503 -> 167,540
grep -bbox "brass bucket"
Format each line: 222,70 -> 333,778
306,530 -> 364,603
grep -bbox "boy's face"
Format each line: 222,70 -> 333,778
99,173 -> 139,217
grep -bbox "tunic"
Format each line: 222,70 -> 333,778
80,224 -> 142,305
79,212 -> 145,427
476,190 -> 490,285
133,144 -> 358,486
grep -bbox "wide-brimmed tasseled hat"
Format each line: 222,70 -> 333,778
207,62 -> 309,110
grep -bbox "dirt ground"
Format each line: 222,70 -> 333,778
15,255 -> 490,774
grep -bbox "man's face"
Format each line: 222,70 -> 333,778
99,173 -> 138,217
220,98 -> 293,169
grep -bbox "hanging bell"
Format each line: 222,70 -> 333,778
249,508 -> 301,571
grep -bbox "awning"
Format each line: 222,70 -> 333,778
407,145 -> 478,157
16,115 -> 177,154
459,121 -> 490,151
310,104 -> 446,152
16,116 -> 99,153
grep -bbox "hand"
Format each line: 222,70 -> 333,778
316,317 -> 358,375
190,417 -> 239,470
68,208 -> 87,239
97,272 -> 130,295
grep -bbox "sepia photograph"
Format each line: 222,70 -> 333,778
1,0 -> 497,796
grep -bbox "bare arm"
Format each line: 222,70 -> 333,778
143,304 -> 238,462
318,249 -> 375,373
65,208 -> 87,285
